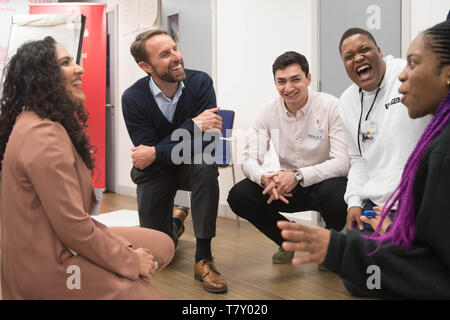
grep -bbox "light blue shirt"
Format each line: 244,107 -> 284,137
149,77 -> 185,123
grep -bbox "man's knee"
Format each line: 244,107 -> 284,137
227,183 -> 244,208
227,179 -> 261,218
191,164 -> 219,182
317,177 -> 347,230
319,177 -> 347,203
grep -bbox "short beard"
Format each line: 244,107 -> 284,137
150,61 -> 186,83
157,70 -> 186,83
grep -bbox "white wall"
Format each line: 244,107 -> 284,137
116,33 -> 145,195
108,0 -> 150,196
160,0 -> 213,75
216,0 -> 315,131
411,0 -> 449,40
215,0 -> 315,214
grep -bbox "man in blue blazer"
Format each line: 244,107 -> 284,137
122,29 -> 227,293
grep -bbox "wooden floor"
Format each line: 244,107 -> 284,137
100,192 -> 363,300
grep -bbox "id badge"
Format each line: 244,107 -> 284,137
362,120 -> 378,137
308,126 -> 326,140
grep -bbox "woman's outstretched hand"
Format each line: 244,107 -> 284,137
278,221 -> 331,265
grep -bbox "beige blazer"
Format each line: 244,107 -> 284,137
0,112 -> 166,299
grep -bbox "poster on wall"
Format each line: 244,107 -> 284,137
29,4 -> 107,201
120,0 -> 158,35
168,13 -> 179,43
0,0 -> 57,81
5,14 -> 85,65
1,13 -> 85,96
139,0 -> 158,30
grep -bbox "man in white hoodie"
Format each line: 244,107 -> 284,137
338,28 -> 430,231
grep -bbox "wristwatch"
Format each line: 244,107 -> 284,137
293,169 -> 303,184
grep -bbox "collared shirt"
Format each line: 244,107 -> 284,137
241,88 -> 350,187
149,76 -> 185,123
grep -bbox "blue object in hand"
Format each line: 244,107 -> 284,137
363,210 -> 377,219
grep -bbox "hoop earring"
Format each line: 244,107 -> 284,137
447,80 -> 450,88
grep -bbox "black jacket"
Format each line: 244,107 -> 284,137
121,69 -> 217,178
324,121 -> 450,299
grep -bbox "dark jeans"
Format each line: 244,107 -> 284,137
131,164 -> 219,241
227,177 -> 348,246
356,199 -> 396,234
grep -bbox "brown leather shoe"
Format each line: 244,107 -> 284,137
173,207 -> 189,239
194,258 -> 228,293
173,207 -> 188,224
318,263 -> 329,271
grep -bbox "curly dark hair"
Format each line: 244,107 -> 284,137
0,36 -> 94,171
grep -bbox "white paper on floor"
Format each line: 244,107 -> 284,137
92,210 -> 139,227
279,211 -> 325,227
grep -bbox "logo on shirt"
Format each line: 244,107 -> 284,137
308,126 -> 326,140
385,97 -> 401,109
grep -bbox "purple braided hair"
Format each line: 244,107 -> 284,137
366,19 -> 450,250
366,93 -> 450,249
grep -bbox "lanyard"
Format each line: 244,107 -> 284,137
357,87 -> 381,155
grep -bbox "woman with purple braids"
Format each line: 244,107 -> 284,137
277,18 -> 450,299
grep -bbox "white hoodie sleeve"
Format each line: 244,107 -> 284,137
338,98 -> 368,209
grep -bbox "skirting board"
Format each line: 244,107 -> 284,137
116,185 -> 137,197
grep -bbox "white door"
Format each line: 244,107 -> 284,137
319,0 -> 402,97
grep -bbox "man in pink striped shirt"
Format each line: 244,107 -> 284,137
227,51 -> 350,265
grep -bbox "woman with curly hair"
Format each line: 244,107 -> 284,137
278,18 -> 450,299
0,37 -> 174,299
